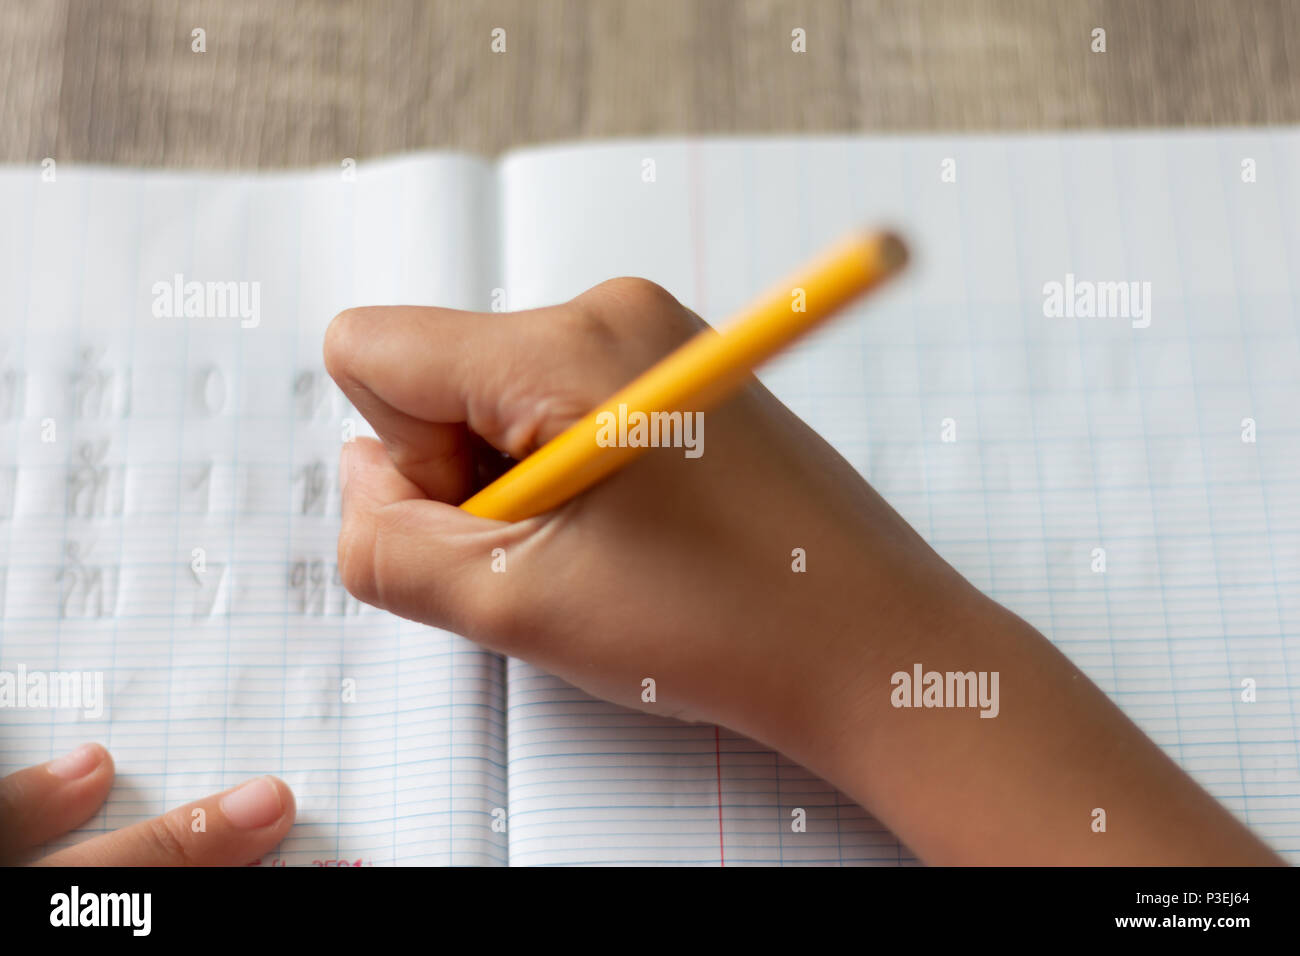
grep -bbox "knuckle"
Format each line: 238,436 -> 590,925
145,810 -> 199,865
576,277 -> 701,350
559,294 -> 620,346
591,276 -> 679,313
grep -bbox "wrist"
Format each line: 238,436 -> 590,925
732,542 -> 1002,804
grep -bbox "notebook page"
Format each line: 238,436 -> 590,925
505,659 -> 897,866
0,155 -> 508,865
499,132 -> 1300,864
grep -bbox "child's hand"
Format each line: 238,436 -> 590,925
1,743 -> 295,865
325,279 -> 1282,865
326,278 -> 966,778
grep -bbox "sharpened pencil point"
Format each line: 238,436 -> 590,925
875,231 -> 909,274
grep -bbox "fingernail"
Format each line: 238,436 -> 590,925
48,742 -> 104,780
220,776 -> 283,829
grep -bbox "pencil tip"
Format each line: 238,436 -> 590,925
875,232 -> 909,273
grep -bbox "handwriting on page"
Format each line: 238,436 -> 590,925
21,354 -> 361,621
0,157 -> 509,866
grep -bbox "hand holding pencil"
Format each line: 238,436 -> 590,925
324,236 -> 1281,866
461,230 -> 908,521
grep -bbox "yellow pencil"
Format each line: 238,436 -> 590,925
460,229 -> 909,522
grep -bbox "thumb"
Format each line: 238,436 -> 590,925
337,437 -> 533,638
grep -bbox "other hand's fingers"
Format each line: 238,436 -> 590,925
36,775 -> 295,866
0,743 -> 114,864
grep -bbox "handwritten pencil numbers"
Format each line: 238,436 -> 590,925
296,460 -> 328,516
72,348 -> 130,419
186,461 -> 214,513
0,467 -> 14,520
0,459 -> 21,628
294,370 -> 322,419
0,366 -> 25,419
334,565 -> 361,615
67,440 -> 118,518
195,365 -> 228,416
294,369 -> 340,422
289,560 -> 361,616
57,541 -> 119,618
191,552 -> 228,620
291,559 -> 329,615
194,569 -> 226,619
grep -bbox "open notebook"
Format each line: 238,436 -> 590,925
2,129 -> 1298,865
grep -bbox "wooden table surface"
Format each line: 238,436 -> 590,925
2,0 -> 1297,168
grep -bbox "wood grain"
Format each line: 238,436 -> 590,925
2,0 -> 1296,169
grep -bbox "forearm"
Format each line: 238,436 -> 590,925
798,581 -> 1284,865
